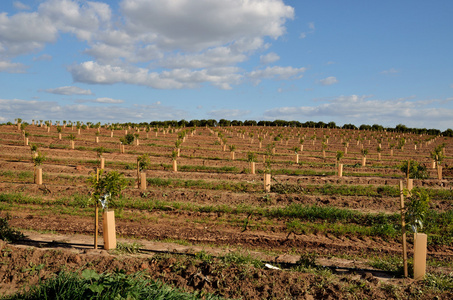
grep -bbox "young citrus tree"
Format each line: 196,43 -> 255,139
87,170 -> 127,210
336,150 -> 344,163
430,144 -> 445,166
120,133 -> 135,145
246,151 -> 257,163
137,153 -> 151,171
405,190 -> 430,233
400,160 -> 428,179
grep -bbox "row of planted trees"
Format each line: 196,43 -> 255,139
24,123 -> 448,188
12,123 -> 445,279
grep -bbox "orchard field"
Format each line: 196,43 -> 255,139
0,121 -> 452,299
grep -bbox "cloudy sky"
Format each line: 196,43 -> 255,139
1,0 -> 452,130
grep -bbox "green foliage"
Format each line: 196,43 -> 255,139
32,152 -> 46,166
336,151 -> 344,162
171,149 -> 178,160
175,139 -> 182,149
423,272 -> 453,291
246,151 -> 257,162
295,252 -> 318,269
4,270 -> 221,300
369,255 -> 404,273
137,153 -> 151,171
266,142 -> 275,155
67,134 -> 76,141
194,250 -> 214,263
399,160 -> 428,179
113,242 -> 143,254
30,144 -> 38,153
0,214 -> 24,242
120,133 -> 135,145
177,131 -> 186,140
220,251 -> 263,268
292,146 -> 299,154
431,144 -> 445,164
229,144 -> 236,152
271,180 -> 304,194
361,148 -> 369,157
405,190 -> 430,233
95,147 -> 106,158
87,170 -> 127,209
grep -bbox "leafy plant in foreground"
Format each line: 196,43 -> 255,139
3,270 -> 221,300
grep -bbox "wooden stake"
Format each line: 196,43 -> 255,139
94,168 -> 99,249
137,160 -> 140,187
399,180 -> 408,277
406,160 -> 410,182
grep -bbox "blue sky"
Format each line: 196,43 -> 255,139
0,0 -> 452,130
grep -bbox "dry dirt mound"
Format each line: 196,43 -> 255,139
1,238 -> 451,300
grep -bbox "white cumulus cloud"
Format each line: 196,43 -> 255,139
75,97 -> 124,104
319,76 -> 338,86
45,86 -> 92,95
260,52 -> 280,64
248,66 -> 306,83
263,95 -> 453,130
1,0 -> 302,90
0,98 -> 186,123
0,60 -> 27,73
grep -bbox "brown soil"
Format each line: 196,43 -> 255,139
0,124 -> 452,298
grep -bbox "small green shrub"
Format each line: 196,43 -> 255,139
137,153 -> 151,171
4,270 -> 221,300
120,133 -> 135,145
32,152 -> 46,166
399,160 -> 428,179
113,242 -> 143,254
246,151 -> 257,162
0,214 -> 24,242
295,252 -> 318,269
87,170 -> 128,209
405,190 -> 430,233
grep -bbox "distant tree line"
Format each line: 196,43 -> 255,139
144,119 -> 450,136
3,118 -> 452,136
